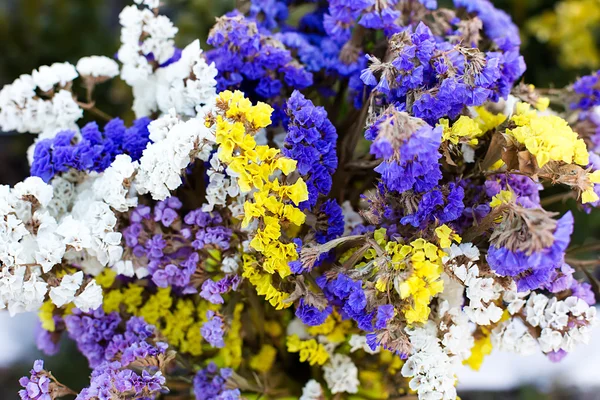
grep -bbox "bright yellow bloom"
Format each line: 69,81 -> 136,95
286,335 -> 330,366
38,301 -> 56,332
507,103 -> 589,168
250,344 -> 277,373
464,334 -> 493,371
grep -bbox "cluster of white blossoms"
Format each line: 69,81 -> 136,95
443,243 -> 505,325
118,1 -> 218,118
0,63 -> 82,138
525,293 -> 597,354
134,110 -> 217,200
401,321 -> 459,400
299,379 -> 324,400
322,353 -> 360,395
0,177 -> 105,315
76,56 -> 120,80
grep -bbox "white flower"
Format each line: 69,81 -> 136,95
135,116 -> 216,200
49,271 -> 83,307
76,56 -> 120,79
93,154 -> 138,212
73,280 -> 103,312
323,354 -> 359,394
300,380 -> 323,400
0,266 -> 47,316
349,334 -> 380,354
32,62 -> 78,92
13,176 -> 54,208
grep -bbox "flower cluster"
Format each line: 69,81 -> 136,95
3,1 -> 600,400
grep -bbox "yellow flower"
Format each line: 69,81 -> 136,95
286,335 -> 330,366
250,345 -> 277,373
464,335 -> 493,371
38,301 -> 56,332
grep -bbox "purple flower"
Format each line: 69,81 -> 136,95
201,311 -> 225,348
19,360 -> 51,400
295,298 -> 332,326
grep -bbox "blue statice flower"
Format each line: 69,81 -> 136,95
283,90 -> 338,209
35,317 -> 62,356
193,363 -> 241,400
367,106 -> 442,194
18,360 -> 51,400
200,275 -> 241,304
485,174 -> 542,209
374,304 -> 395,330
248,0 -> 290,30
207,14 -> 312,124
104,317 -> 168,367
76,361 -> 166,400
315,199 -> 345,243
487,211 -> 574,291
571,70 -> 600,110
64,308 -> 122,368
201,311 -> 226,348
400,183 -> 465,228
30,117 -> 150,182
295,298 -> 332,326
361,18 -> 524,123
318,273 -> 374,331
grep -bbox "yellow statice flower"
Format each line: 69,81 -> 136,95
528,0 -> 600,69
396,238 -> 446,324
435,224 -> 462,249
215,303 -> 244,368
250,344 -> 277,373
209,90 -> 308,279
507,103 -> 589,168
472,106 -> 506,133
38,301 -> 56,332
286,335 -> 330,366
489,189 -> 514,208
464,334 -> 493,371
439,116 -> 483,145
95,268 -> 117,288
307,312 -> 352,344
242,254 -> 292,310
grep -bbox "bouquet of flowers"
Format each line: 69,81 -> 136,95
2,0 -> 600,399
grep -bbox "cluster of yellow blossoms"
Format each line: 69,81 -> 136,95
209,91 -> 308,279
528,0 -> 600,69
508,103 -> 589,168
365,226 -> 460,325
286,335 -> 330,366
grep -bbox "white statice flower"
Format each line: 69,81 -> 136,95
443,243 -> 504,325
323,354 -> 359,394
203,153 -> 240,212
13,176 -> 54,207
117,4 -> 176,88
73,280 -> 103,312
49,271 -> 84,307
32,62 -> 78,92
286,318 -> 310,340
221,255 -> 240,274
93,154 -> 138,212
491,318 -> 537,355
437,301 -> 474,361
0,70 -> 81,137
155,40 -> 218,118
76,56 -> 120,79
402,321 -> 458,400
522,293 -> 597,354
349,334 -> 380,355
0,267 -> 47,316
300,379 -> 324,400
33,212 -> 66,273
135,114 -> 216,200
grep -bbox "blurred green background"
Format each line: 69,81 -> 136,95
0,0 -> 599,398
